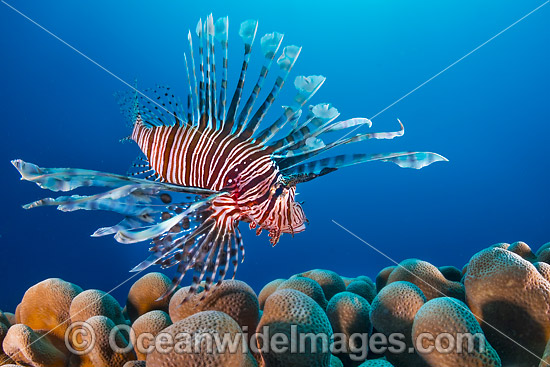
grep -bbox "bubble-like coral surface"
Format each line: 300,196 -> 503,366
3,241 -> 550,367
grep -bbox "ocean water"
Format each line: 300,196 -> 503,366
0,0 -> 548,314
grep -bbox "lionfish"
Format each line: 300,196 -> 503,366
12,15 -> 447,299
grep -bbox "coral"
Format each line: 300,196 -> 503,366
123,361 -> 147,367
2,324 -> 67,367
507,241 -> 536,261
146,310 -> 256,366
341,276 -> 356,287
375,266 -> 395,292
538,248 -> 550,264
131,310 -> 172,360
0,312 -> 9,329
346,280 -> 376,304
326,292 -> 371,366
126,272 -> 173,323
258,289 -> 333,367
299,269 -> 346,300
412,297 -> 501,367
70,289 -> 127,326
277,277 -> 328,309
465,246 -> 550,366
386,259 -> 465,301
74,315 -> 136,367
169,279 -> 260,332
0,321 -> 15,366
534,262 -> 550,282
356,275 -> 376,290
258,279 -> 285,310
17,278 -> 82,348
537,243 -> 550,264
2,314 -> 14,328
357,359 -> 394,366
438,266 -> 463,282
330,354 -> 344,367
370,281 -> 426,335
369,281 -> 427,367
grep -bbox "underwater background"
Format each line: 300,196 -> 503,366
0,0 -> 548,313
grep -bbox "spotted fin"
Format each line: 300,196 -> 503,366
281,152 -> 448,179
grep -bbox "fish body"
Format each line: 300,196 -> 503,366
12,15 -> 447,299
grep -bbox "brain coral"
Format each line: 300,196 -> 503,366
258,289 -> 333,367
412,297 -> 501,367
326,292 -> 371,365
358,359 -> 394,366
438,266 -> 463,282
341,276 -> 356,287
507,241 -> 536,261
277,277 -> 328,309
465,246 -> 550,367
2,314 -> 14,328
126,272 -> 173,323
0,322 -> 14,365
299,269 -> 346,300
169,279 -> 259,332
369,281 -> 427,367
375,266 -> 395,292
537,242 -> 550,264
534,262 -> 550,282
386,259 -> 465,301
75,315 -> 136,367
370,281 -> 426,335
17,278 -> 82,348
330,354 -> 344,366
70,289 -> 126,326
2,324 -> 66,367
131,310 -> 172,360
0,312 -> 9,329
123,361 -> 146,367
258,279 -> 285,310
146,310 -> 256,367
346,280 -> 377,304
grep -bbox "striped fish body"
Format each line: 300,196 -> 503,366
131,115 -> 307,243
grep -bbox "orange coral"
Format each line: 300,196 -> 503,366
277,277 -> 328,309
146,310 -> 256,366
387,259 -> 464,301
2,324 -> 66,367
258,279 -> 285,310
299,269 -> 346,300
126,272 -> 173,323
258,289 -> 332,367
412,297 -> 501,367
169,279 -> 259,332
131,310 -> 172,360
465,246 -> 550,366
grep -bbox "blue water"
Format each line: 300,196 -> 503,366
1,0 -> 548,312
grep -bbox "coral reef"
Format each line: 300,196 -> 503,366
326,292 -> 371,366
169,279 -> 260,332
125,273 -> 173,323
258,288 -> 332,366
412,298 -> 501,366
258,279 -> 285,310
298,269 -> 346,300
146,310 -> 256,366
277,277 -> 328,309
3,241 -> 550,366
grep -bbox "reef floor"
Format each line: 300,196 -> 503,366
1,241 -> 550,367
